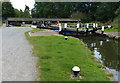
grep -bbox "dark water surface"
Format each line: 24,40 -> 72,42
77,35 -> 120,82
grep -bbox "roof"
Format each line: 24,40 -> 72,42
7,18 -> 80,22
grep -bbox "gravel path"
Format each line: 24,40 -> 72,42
2,27 -> 38,81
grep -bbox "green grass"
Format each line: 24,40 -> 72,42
91,22 -> 120,32
0,21 -> 2,26
105,24 -> 120,32
25,30 -> 110,81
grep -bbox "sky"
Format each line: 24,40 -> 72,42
10,0 -> 35,11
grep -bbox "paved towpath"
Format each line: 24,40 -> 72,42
2,27 -> 38,81
29,30 -> 63,36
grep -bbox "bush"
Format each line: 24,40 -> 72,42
71,12 -> 86,21
113,15 -> 120,24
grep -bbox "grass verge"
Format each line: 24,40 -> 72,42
105,24 -> 120,32
0,21 -> 2,26
25,29 -> 110,81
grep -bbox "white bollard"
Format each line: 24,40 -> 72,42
64,23 -> 67,28
86,23 -> 89,28
72,66 -> 80,77
77,23 -> 80,28
102,26 -> 104,31
59,23 -> 62,31
93,23 -> 96,28
96,23 -> 98,28
108,25 -> 111,28
65,36 -> 68,40
101,26 -> 104,34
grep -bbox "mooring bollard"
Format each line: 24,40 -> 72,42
65,36 -> 68,40
64,23 -> 67,31
108,25 -> 111,28
72,66 -> 80,77
64,23 -> 67,28
59,23 -> 62,32
77,23 -> 80,28
93,23 -> 96,28
86,23 -> 89,32
101,26 -> 104,34
77,23 -> 80,34
96,23 -> 98,28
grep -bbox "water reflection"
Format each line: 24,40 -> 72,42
78,35 -> 119,81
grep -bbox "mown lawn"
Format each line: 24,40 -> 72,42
25,29 -> 110,81
94,22 -> 120,32
0,21 -> 2,26
105,24 -> 120,32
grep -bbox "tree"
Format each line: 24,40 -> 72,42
19,9 -> 24,17
31,2 -> 74,18
31,2 -> 100,20
71,12 -> 86,20
113,5 -> 120,24
31,2 -> 119,23
2,2 -> 15,19
95,2 -> 119,23
14,8 -> 20,17
0,2 -> 2,20
23,5 -> 31,18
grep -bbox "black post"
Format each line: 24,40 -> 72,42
101,31 -> 104,34
64,28 -> 66,31
77,28 -> 79,35
64,28 -> 66,35
86,28 -> 88,34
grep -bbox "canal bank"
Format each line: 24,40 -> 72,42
59,30 -> 119,82
25,28 -> 111,81
96,31 -> 120,40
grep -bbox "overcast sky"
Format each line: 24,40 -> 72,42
10,0 -> 35,11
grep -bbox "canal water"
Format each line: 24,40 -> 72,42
77,35 -> 120,82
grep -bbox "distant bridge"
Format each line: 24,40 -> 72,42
7,18 -> 79,22
6,18 -> 80,26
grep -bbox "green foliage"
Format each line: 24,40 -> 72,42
19,9 -> 24,17
113,5 -> 120,24
113,15 -> 120,24
0,21 -> 2,26
14,5 -> 31,18
94,2 -> 120,23
0,2 -> 2,18
105,24 -> 119,32
115,6 -> 120,15
23,5 -> 31,18
2,2 -> 15,19
31,2 -> 100,19
71,12 -> 86,20
26,31 -> 110,81
14,8 -> 21,17
2,2 -> 120,24
31,2 -> 119,23
2,2 -> 31,18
